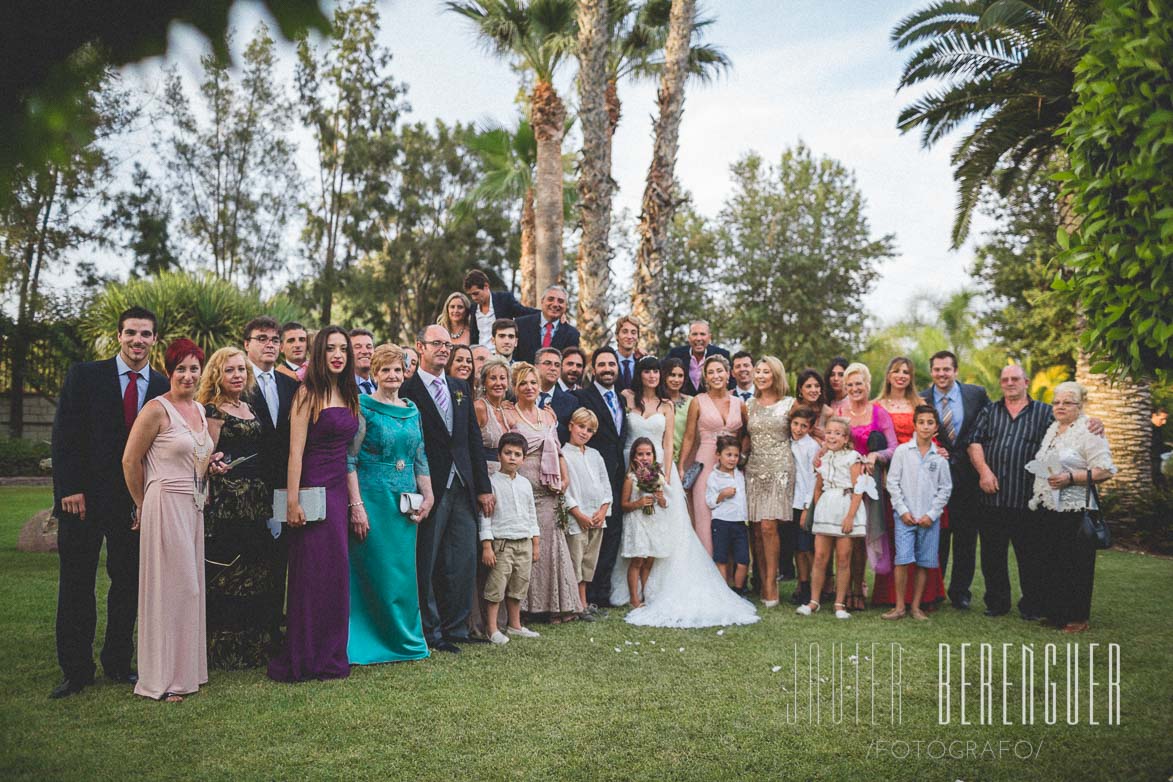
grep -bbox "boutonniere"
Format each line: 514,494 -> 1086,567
453,390 -> 465,406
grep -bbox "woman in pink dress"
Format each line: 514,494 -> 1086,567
871,357 -> 947,608
678,355 -> 747,556
123,338 -> 222,702
834,362 -> 897,611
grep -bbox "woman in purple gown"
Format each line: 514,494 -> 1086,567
268,326 -> 360,682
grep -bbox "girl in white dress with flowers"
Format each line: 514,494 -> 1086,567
611,358 -> 759,628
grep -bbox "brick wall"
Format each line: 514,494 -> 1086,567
0,394 -> 56,442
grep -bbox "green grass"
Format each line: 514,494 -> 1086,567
0,486 -> 1170,781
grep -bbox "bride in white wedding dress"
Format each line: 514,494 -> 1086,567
611,407 -> 759,628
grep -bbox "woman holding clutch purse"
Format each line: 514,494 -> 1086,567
268,326 -> 360,682
346,343 -> 434,664
197,346 -> 282,669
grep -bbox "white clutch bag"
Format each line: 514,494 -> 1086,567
272,488 -> 327,523
400,492 -> 424,514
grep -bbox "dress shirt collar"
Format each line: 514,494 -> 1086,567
540,316 -> 558,332
594,380 -> 616,398
417,367 -> 445,387
934,381 -> 960,404
249,361 -> 273,380
115,353 -> 148,378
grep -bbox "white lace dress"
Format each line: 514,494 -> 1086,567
610,413 -> 760,628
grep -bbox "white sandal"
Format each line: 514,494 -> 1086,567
796,601 -> 820,616
834,602 -> 851,620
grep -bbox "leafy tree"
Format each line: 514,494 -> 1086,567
159,24 -> 301,288
81,271 -> 309,367
340,121 -> 516,343
716,146 -> 894,371
98,163 -> 177,278
1,0 -> 328,208
1,51 -> 132,437
1055,0 -> 1173,378
970,172 -> 1078,371
448,0 -> 578,298
297,0 -> 407,323
653,199 -> 718,352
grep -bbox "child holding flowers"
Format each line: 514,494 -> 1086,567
620,438 -> 671,608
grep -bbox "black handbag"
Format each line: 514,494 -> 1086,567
1078,469 -> 1112,550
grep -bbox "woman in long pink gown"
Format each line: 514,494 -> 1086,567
678,356 -> 747,556
122,339 -> 217,702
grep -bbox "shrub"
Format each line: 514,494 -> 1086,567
0,438 -> 51,477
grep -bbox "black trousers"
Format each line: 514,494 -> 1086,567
587,507 -> 624,607
977,507 -> 1046,615
55,513 -> 139,681
1039,510 -> 1097,624
941,500 -> 979,604
416,488 -> 477,643
778,520 -> 797,578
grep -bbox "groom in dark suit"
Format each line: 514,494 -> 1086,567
50,306 -> 169,698
921,350 -> 990,610
513,285 -> 580,365
666,320 -> 733,395
401,324 -> 494,653
572,347 -> 628,608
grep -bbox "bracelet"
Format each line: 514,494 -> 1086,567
348,501 -> 364,508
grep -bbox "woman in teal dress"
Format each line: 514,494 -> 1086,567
346,343 -> 434,664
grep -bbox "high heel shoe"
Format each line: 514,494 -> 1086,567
796,601 -> 820,616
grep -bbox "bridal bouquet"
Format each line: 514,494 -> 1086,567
634,462 -> 664,515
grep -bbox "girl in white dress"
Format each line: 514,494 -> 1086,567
620,438 -> 672,607
798,417 -> 871,620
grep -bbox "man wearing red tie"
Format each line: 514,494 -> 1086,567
514,285 -> 580,364
50,307 -> 170,698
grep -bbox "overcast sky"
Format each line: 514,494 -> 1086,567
126,0 -> 987,327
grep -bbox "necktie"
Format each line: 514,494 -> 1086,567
939,396 -> 957,443
432,377 -> 449,416
604,389 -> 620,431
542,321 -> 554,348
260,372 -> 279,424
360,380 -> 374,395
539,392 -> 550,409
622,359 -> 632,386
123,371 -> 139,429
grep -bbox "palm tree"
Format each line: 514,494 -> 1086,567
893,0 -> 1154,515
629,0 -> 695,352
448,0 -> 578,300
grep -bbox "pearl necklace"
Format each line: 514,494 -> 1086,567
514,404 -> 543,429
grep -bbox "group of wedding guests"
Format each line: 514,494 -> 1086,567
48,282 -> 1118,702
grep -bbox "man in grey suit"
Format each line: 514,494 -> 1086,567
921,350 -> 989,610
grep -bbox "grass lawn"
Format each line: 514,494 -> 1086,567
0,486 -> 1170,781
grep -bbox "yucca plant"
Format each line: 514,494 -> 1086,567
80,271 -> 311,369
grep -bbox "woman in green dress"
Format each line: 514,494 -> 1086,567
662,358 -> 693,463
198,347 -> 283,669
346,343 -> 434,664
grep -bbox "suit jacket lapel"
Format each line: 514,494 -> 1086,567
410,375 -> 452,443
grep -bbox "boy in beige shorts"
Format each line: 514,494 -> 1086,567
479,432 -> 541,645
562,408 -> 612,620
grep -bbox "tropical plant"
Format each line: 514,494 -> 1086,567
448,0 -> 579,298
629,0 -> 696,351
892,0 -> 1154,515
80,271 -> 309,369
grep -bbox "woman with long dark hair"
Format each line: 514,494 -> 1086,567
794,368 -> 833,443
824,357 -> 850,411
268,326 -> 360,682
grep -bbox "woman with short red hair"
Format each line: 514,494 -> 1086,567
123,338 -> 224,702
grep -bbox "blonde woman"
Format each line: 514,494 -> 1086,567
743,356 -> 797,607
505,362 -> 579,623
438,292 -> 474,346
197,347 -> 282,670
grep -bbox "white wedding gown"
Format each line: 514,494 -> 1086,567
611,413 -> 760,628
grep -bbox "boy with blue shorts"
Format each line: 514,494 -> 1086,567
883,405 -> 952,621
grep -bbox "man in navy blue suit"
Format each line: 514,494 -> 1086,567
666,320 -> 733,395
534,347 -> 578,442
50,306 -> 170,698
514,285 -> 581,365
463,269 -> 537,349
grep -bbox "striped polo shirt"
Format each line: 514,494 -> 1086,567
969,398 -> 1054,509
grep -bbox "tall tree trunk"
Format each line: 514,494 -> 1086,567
575,0 -> 612,352
1075,354 -> 1153,521
531,80 -> 567,300
631,0 -> 695,353
520,187 -> 537,307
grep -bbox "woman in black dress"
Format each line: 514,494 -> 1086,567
197,346 -> 282,668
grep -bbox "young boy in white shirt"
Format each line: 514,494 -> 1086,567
480,432 -> 541,644
561,408 -> 612,620
789,407 -> 822,606
705,435 -> 750,594
883,405 -> 952,621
